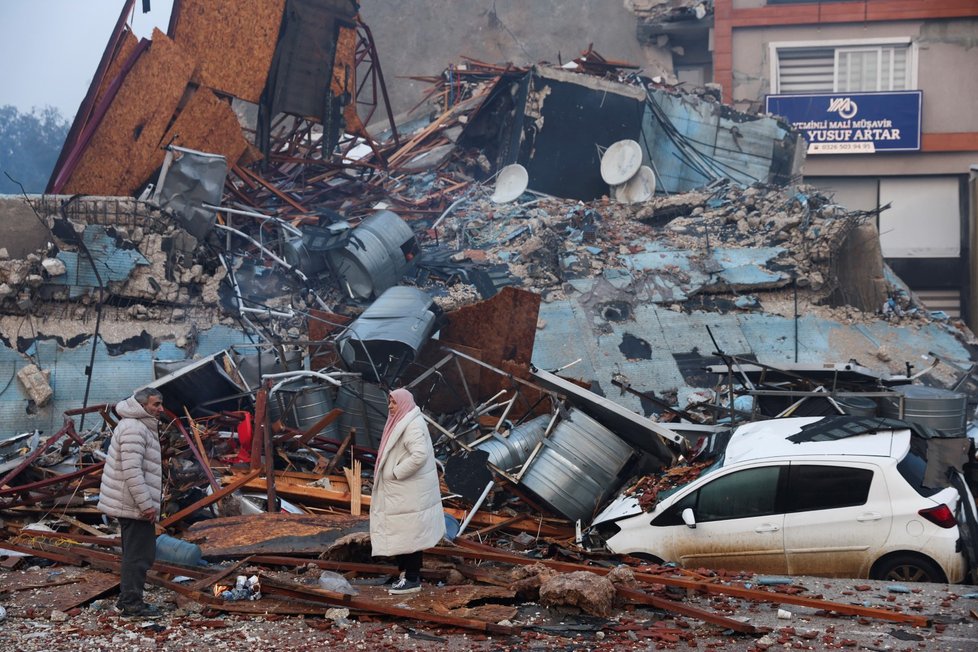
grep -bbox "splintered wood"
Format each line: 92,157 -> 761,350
344,459 -> 362,516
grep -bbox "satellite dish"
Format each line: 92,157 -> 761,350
617,166 -> 656,204
600,139 -> 642,186
491,164 -> 529,203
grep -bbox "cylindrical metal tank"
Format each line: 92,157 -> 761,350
475,414 -> 551,472
519,409 -> 634,522
834,395 -> 878,417
328,211 -> 419,300
276,382 -> 340,443
336,380 -> 389,449
880,385 -> 968,436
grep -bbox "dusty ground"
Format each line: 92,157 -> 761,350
1,564 -> 977,651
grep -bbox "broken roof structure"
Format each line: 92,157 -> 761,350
2,0 -> 978,645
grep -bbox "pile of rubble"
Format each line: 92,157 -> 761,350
3,1 -> 978,647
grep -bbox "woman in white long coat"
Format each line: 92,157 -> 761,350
370,388 -> 445,594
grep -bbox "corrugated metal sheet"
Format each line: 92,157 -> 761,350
533,276 -> 973,419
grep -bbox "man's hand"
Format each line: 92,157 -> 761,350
141,507 -> 157,522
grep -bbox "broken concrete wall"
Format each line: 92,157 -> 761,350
0,196 -> 253,436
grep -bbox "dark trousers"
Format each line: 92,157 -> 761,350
117,517 -> 156,609
396,550 -> 423,582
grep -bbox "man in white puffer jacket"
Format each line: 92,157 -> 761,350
98,388 -> 165,618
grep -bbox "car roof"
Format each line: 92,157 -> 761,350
723,416 -> 911,466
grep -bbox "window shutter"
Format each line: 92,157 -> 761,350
776,47 -> 834,93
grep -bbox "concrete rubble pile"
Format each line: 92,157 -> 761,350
2,1 -> 978,648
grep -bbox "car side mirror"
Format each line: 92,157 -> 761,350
681,507 -> 696,529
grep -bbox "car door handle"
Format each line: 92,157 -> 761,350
754,524 -> 780,533
856,512 -> 882,522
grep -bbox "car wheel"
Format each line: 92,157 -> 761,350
871,554 -> 946,583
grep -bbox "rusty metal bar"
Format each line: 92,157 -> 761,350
617,586 -> 757,633
0,421 -> 76,489
0,462 -> 104,499
259,575 -> 519,635
251,387 -> 268,471
165,409 -> 219,492
158,469 -> 261,528
435,541 -> 931,627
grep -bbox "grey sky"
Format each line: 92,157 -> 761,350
0,1 -> 172,119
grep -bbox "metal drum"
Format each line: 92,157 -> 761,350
519,409 -> 634,522
880,385 -> 968,436
475,414 -> 551,472
276,382 -> 340,443
336,380 -> 389,449
328,211 -> 418,300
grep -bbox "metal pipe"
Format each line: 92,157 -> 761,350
213,223 -> 309,281
456,481 -> 494,537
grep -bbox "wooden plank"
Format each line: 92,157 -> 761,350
323,429 -> 354,474
297,408 -> 344,445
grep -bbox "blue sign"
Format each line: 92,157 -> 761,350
765,91 -> 921,154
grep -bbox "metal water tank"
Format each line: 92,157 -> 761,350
475,414 -> 551,472
276,382 -> 340,443
880,385 -> 968,436
834,395 -> 878,417
336,380 -> 389,449
328,211 -> 419,300
519,409 -> 634,522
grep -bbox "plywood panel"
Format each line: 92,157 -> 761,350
161,87 -> 250,167
171,0 -> 285,103
63,29 -> 196,196
92,29 -> 140,112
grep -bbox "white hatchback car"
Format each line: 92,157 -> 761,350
587,416 -> 976,583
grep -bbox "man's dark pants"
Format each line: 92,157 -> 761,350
117,517 -> 156,609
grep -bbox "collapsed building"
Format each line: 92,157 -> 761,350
2,0 -> 978,644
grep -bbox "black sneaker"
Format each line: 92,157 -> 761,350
388,577 -> 421,595
120,603 -> 162,619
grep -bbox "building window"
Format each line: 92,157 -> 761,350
771,40 -> 913,94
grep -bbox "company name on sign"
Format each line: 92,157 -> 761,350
794,117 -> 901,144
